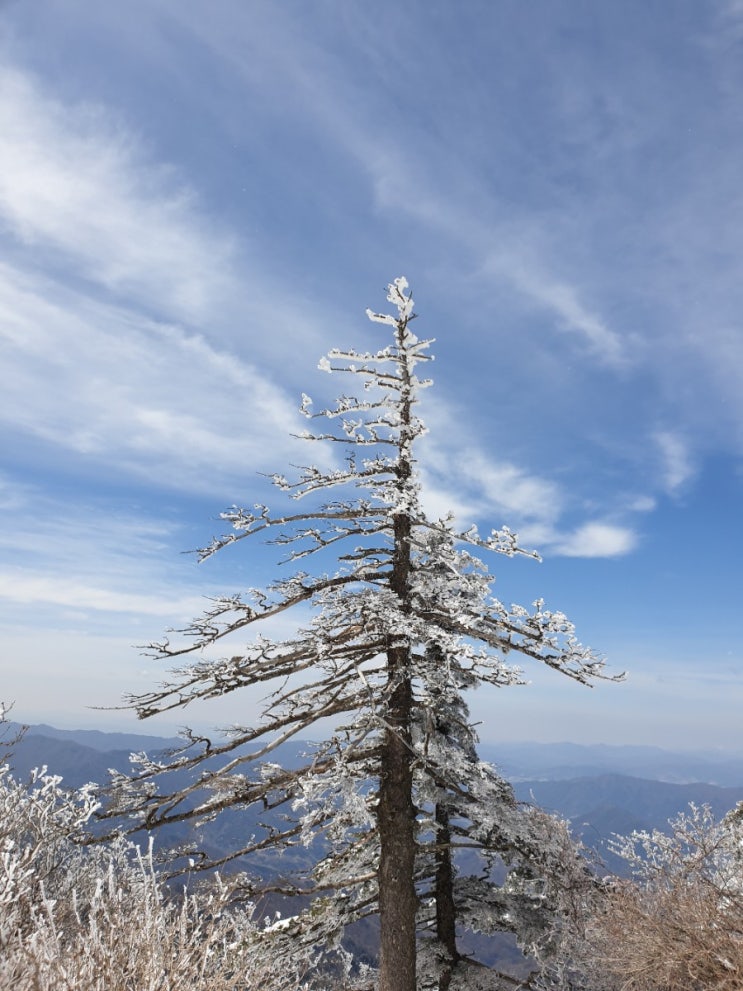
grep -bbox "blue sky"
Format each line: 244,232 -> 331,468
1,0 -> 742,750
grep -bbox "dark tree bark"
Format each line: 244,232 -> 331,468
378,387 -> 418,991
434,801 -> 459,991
378,668 -> 417,991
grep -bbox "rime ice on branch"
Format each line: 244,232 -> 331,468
109,277 -> 617,991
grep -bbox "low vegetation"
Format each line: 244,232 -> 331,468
0,762 -> 324,991
553,804 -> 743,991
3,737 -> 743,990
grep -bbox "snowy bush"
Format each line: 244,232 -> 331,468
0,763 -> 324,990
535,803 -> 743,991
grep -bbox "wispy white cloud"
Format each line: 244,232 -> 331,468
487,252 -> 626,367
0,472 -> 30,510
0,470 -> 265,645
82,0 -> 743,479
0,491 -> 200,624
628,495 -> 657,513
0,66 -> 237,324
0,58 -> 333,357
0,60 -> 355,499
0,47 -> 647,575
214,1 -> 743,460
0,571 -> 205,618
420,429 -> 640,559
364,154 -> 629,367
166,3 -> 629,375
0,261 -> 315,493
654,430 -> 694,495
419,428 -> 563,530
0,491 -> 178,566
549,521 -> 638,558
711,0 -> 743,41
455,449 -> 563,524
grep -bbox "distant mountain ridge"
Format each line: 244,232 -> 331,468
9,724 -> 743,785
14,722 -> 184,753
513,772 -> 743,820
512,772 -> 743,874
2,722 -> 183,790
5,723 -> 743,878
479,740 -> 743,787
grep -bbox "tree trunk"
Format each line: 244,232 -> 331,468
434,801 -> 458,991
378,665 -> 417,991
377,424 -> 418,991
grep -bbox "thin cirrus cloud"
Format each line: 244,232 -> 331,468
0,572 -> 206,620
0,44 -> 698,574
0,56 -> 643,569
171,2 -> 629,375
0,53 -> 342,372
0,65 -> 236,323
0,263 -> 308,493
0,62 -> 337,494
420,437 -> 639,559
0,494 -> 226,628
131,5 -> 742,532
488,253 -> 626,368
358,146 -> 629,370
0,55 -> 383,500
654,430 -> 694,496
282,9 -> 743,452
133,1 -> 743,469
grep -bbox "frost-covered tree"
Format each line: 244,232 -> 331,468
109,278 -> 614,991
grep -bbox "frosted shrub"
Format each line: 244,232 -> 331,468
0,763 -> 100,945
593,804 -> 743,991
537,803 -> 743,991
0,764 -> 317,990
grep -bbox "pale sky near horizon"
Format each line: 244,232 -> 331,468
1,1 -> 743,752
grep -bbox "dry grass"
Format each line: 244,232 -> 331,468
584,875 -> 743,991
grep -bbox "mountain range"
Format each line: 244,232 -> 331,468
5,722 -> 743,877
